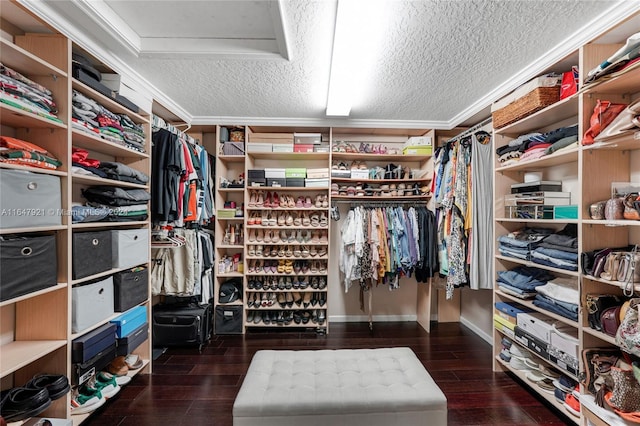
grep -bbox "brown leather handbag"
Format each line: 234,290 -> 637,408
601,305 -> 622,337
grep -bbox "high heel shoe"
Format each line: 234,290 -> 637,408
256,229 -> 264,242
256,191 -> 264,207
315,194 -> 323,208
249,191 -> 257,207
263,191 -> 272,208
321,194 -> 329,208
277,212 -> 286,226
272,192 -> 280,208
303,292 -> 312,308
293,212 -> 301,226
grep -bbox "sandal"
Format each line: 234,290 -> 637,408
284,259 -> 293,274
293,246 -> 302,257
321,194 -> 329,208
277,259 -> 285,273
319,212 -> 328,227
318,246 -> 327,257
302,212 -> 311,226
310,213 -> 320,227
293,212 -> 301,226
309,246 -> 318,257
304,196 -> 312,208
301,245 -> 310,258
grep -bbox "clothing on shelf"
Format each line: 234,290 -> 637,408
0,135 -> 62,170
338,204 -> 437,294
433,120 -> 494,299
0,63 -> 61,123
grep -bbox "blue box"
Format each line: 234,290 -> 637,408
495,302 -> 532,318
111,305 -> 147,338
72,323 -> 117,363
554,204 -> 578,219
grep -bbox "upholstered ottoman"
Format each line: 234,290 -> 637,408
233,347 -> 447,426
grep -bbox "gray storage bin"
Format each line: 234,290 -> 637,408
72,276 -> 115,333
72,230 -> 112,279
0,234 -> 57,301
112,228 -> 149,269
0,169 -> 62,229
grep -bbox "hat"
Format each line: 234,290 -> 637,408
219,280 -> 240,303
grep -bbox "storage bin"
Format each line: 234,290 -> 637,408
248,169 -> 265,179
246,143 -> 272,153
554,205 -> 578,219
285,168 -> 306,178
0,234 -> 57,302
0,169 -> 62,229
72,276 -> 115,333
492,86 -> 561,129
111,305 -> 147,338
72,230 -> 112,279
116,321 -> 148,356
222,141 -> 245,155
249,133 -> 293,143
72,322 -> 117,363
305,178 -> 329,187
214,305 -> 243,335
272,143 -> 294,153
293,133 -> 322,144
266,178 -> 286,187
216,209 -> 237,218
264,168 -> 286,178
514,326 -> 550,360
402,146 -> 433,155
516,312 -> 555,343
113,266 -> 148,312
307,168 -> 329,179
111,228 -> 149,269
350,170 -> 369,180
404,136 -> 432,147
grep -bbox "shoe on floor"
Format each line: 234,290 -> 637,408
0,387 -> 51,422
92,372 -> 121,398
26,374 -> 70,400
70,388 -> 105,415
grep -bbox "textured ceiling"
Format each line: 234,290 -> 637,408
16,0 -> 634,127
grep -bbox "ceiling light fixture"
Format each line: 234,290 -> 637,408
325,0 -> 388,116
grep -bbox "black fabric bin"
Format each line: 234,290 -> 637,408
72,322 -> 117,364
113,267 -> 148,312
117,322 -> 148,356
72,230 -> 112,279
0,234 -> 57,302
214,305 -> 243,335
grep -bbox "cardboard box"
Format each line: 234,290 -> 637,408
307,168 -> 329,179
350,170 -> 369,179
331,170 -> 351,178
264,168 -> 286,179
249,132 -> 294,143
305,178 -> 329,187
554,205 -> 578,219
550,326 -> 579,359
493,313 -> 516,331
285,168 -> 307,178
272,143 -> 294,153
285,178 -> 305,187
246,143 -> 272,153
548,346 -> 579,376
403,146 -> 433,155
100,73 -> 122,92
217,209 -> 237,219
494,319 -> 515,338
494,308 -> 517,326
516,312 -> 555,343
294,144 -> 314,153
514,326 -> 550,360
266,178 -> 286,187
294,132 -> 322,144
404,136 -> 432,147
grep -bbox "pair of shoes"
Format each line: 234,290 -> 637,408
107,356 -> 129,376
0,374 -> 71,422
70,386 -> 106,416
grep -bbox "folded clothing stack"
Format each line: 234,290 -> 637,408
0,62 -> 61,123
0,135 -> 62,170
78,185 -> 150,222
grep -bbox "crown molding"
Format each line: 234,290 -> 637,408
17,0 -> 192,124
447,0 -> 640,128
190,115 -> 451,129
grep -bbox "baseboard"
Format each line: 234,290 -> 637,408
329,314 -> 418,323
460,316 -> 492,344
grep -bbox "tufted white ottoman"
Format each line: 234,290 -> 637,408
233,347 -> 447,426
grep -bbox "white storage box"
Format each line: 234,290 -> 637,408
271,143 -> 294,153
350,170 -> 369,179
100,73 -> 122,92
550,325 -> 579,359
307,168 -> 329,179
72,276 -> 115,333
112,228 -> 149,269
404,136 -> 432,147
264,168 -> 286,178
293,132 -> 322,144
305,178 -> 329,187
0,169 -> 62,229
246,143 -> 272,153
516,312 -> 555,343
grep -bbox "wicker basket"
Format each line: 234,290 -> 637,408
492,86 -> 560,129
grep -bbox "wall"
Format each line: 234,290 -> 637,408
460,288 -> 493,343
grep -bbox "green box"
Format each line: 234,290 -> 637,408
285,168 -> 307,178
554,205 -> 578,219
216,209 -> 237,219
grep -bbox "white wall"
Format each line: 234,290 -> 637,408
460,288 -> 493,343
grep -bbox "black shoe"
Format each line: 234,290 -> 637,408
293,311 -> 302,324
26,374 -> 70,400
0,387 -> 51,422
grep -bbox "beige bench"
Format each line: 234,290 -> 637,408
233,347 -> 447,426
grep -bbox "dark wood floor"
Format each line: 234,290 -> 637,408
83,322 -> 573,425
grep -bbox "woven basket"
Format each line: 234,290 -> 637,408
492,87 -> 560,129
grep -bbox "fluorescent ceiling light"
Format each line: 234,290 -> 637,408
326,0 -> 388,116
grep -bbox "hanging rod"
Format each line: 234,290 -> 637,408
444,117 -> 493,144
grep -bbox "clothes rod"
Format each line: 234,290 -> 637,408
444,117 -> 493,144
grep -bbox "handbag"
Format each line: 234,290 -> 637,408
583,99 -> 628,145
618,252 -> 640,284
597,97 -> 640,140
581,347 -> 621,404
586,294 -> 623,331
605,197 -> 625,220
602,305 -> 623,336
590,200 -> 608,220
607,364 -> 640,413
615,298 -> 640,357
560,66 -> 579,100
592,248 -> 614,278
601,251 -> 625,281
625,193 -> 640,220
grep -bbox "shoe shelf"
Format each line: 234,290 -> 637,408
331,177 -> 431,184
495,255 -> 581,277
246,256 -> 329,260
247,289 -> 328,293
217,244 -> 244,249
495,290 -> 579,329
331,194 -> 431,200
331,153 -> 430,162
72,129 -> 150,159
245,272 -> 328,276
246,207 -> 330,211
494,356 -> 579,424
1,340 -> 68,378
246,225 -> 329,230
218,187 -> 245,192
245,322 -> 327,328
250,186 -> 329,191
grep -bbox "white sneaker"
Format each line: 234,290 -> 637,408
70,388 -> 106,415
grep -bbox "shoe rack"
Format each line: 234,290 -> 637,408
491,11 -> 640,426
0,4 -> 152,423
244,126 -> 331,332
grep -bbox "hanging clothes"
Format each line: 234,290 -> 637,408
433,122 -> 494,299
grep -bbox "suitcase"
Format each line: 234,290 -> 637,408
152,302 -> 212,351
